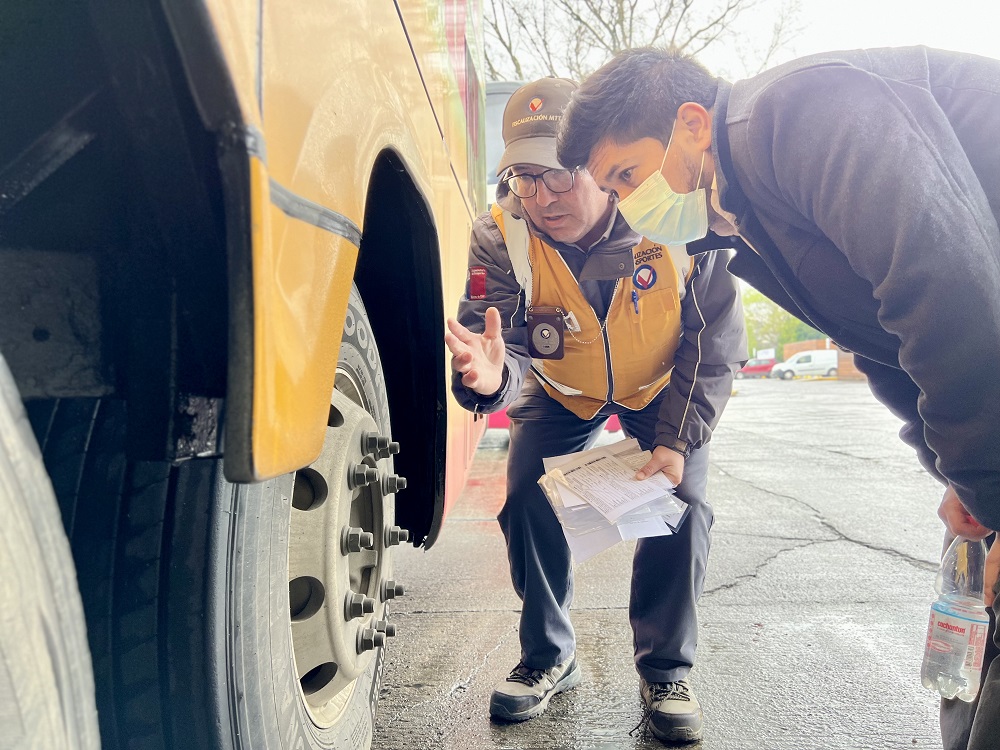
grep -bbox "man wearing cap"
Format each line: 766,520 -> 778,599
445,77 -> 746,743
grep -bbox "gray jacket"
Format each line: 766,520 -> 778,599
712,46 -> 1000,527
452,183 -> 747,452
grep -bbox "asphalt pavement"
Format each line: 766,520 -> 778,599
373,378 -> 951,750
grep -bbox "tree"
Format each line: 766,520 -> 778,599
483,0 -> 800,83
742,287 -> 821,358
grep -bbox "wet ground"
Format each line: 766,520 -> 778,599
373,378 -> 949,750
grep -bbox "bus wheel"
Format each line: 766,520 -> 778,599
282,283 -> 406,741
29,285 -> 404,748
0,355 -> 99,750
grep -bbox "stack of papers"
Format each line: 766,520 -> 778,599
537,439 -> 689,563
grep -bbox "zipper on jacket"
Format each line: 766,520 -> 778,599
601,281 -> 622,404
552,249 -> 620,410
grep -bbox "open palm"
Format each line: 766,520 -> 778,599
445,307 -> 506,395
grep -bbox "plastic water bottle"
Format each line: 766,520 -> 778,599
921,537 -> 990,702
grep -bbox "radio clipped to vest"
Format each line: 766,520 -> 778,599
526,306 -> 565,359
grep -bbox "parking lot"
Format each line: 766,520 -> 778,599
374,378 -> 949,750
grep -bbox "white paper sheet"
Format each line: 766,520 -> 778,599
559,454 -> 665,522
538,439 -> 686,563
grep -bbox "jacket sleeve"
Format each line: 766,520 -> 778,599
450,214 -> 532,414
851,355 -> 943,482
747,64 -> 1000,528
656,248 -> 748,451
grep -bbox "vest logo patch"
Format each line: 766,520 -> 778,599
633,264 -> 657,290
468,266 -> 487,300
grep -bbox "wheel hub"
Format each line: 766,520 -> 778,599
287,379 -> 394,728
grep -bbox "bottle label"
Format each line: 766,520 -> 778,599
926,603 -> 990,671
966,618 -> 990,671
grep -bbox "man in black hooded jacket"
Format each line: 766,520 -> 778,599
557,45 -> 1000,750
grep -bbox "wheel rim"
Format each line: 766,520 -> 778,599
286,364 -> 391,729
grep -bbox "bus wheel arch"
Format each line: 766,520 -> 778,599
355,150 -> 448,549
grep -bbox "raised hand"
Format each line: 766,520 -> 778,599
445,307 -> 506,396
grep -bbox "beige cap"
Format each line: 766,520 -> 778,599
496,77 -> 577,175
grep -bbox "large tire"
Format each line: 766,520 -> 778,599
781,369 -> 795,380
27,286 -> 401,749
0,357 -> 100,750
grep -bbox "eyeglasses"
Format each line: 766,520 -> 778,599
503,168 -> 576,199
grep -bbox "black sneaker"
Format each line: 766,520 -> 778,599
637,677 -> 703,744
489,655 -> 582,722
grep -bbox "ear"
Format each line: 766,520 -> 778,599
676,103 -> 712,150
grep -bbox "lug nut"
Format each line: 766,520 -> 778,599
382,474 -> 407,494
385,525 -> 411,547
362,431 -> 382,456
381,580 -> 405,601
362,431 -> 401,459
358,627 -> 387,653
342,526 -> 375,553
374,619 -> 398,637
345,591 -> 377,620
350,463 -> 379,489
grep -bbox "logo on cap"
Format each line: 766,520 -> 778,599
528,97 -> 544,113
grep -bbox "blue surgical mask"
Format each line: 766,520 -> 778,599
616,122 -> 708,245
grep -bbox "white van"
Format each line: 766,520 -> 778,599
770,349 -> 839,379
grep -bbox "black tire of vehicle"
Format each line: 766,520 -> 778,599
781,370 -> 795,380
0,356 -> 100,750
734,371 -> 744,380
827,368 -> 838,377
27,286 -> 394,750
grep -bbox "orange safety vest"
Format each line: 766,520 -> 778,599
492,204 -> 690,420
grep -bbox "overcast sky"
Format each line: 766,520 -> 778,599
701,0 -> 998,79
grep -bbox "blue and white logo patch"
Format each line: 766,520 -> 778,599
632,264 -> 657,290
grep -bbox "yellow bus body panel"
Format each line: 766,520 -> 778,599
203,0 -> 483,492
248,157 -> 359,477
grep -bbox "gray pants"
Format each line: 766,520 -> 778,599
941,533 -> 1000,750
499,376 -> 713,684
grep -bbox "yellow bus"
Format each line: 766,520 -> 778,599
0,0 -> 484,747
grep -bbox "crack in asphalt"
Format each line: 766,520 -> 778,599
718,424 -> 915,467
378,624 -> 518,743
702,539 -> 823,596
445,626 -> 516,700
713,463 -> 937,572
714,530 -> 827,543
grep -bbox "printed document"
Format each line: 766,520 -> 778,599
547,440 -> 675,523
538,439 -> 687,563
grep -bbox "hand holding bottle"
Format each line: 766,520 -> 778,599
986,542 -> 1000,608
921,537 -> 991,702
938,485 -> 992,541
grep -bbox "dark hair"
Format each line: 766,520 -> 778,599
557,48 -> 719,169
